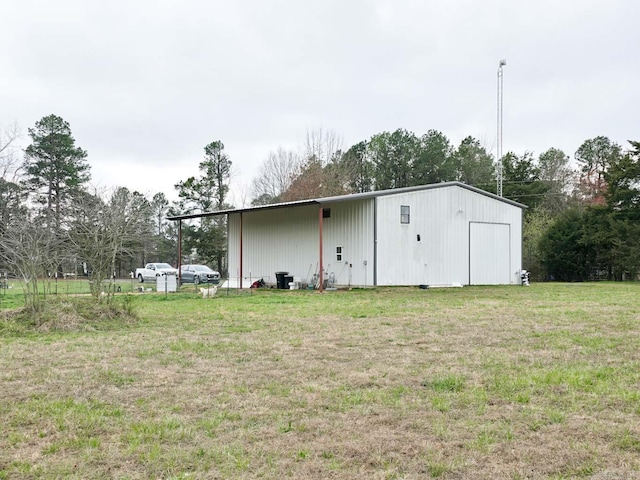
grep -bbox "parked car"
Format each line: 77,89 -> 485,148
135,263 -> 178,282
180,264 -> 221,284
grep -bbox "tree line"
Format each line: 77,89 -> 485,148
2,115 -> 638,299
250,129 -> 640,282
0,115 -> 231,310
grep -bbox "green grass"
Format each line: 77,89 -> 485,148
1,283 -> 640,478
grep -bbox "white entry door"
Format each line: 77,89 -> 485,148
469,222 -> 511,285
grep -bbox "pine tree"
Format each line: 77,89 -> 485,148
23,114 -> 90,231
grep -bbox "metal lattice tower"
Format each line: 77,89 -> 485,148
497,59 -> 506,197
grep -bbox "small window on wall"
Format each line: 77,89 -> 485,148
323,208 -> 331,218
401,205 -> 410,224
336,246 -> 342,262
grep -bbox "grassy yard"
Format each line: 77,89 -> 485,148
1,283 -> 639,479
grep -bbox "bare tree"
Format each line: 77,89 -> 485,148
0,215 -> 62,313
537,148 -> 577,213
0,124 -> 27,237
249,128 -> 346,204
304,128 -> 343,166
230,182 -> 251,209
67,187 -> 151,300
150,192 -> 169,237
0,122 -> 21,180
250,147 -> 301,205
0,122 -> 20,154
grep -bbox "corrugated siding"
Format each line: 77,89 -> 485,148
376,186 -> 522,286
321,200 -> 375,287
228,205 -> 317,284
228,200 -> 375,286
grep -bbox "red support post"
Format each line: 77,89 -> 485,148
239,212 -> 243,289
319,206 -> 323,293
177,219 -> 182,284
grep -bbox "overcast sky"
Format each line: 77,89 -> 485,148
2,0 -> 638,206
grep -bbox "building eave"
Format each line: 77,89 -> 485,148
167,182 -> 526,221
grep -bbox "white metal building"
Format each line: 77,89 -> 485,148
171,182 -> 525,288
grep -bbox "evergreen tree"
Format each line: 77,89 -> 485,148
175,141 -> 232,274
604,141 -> 640,215
540,140 -> 640,282
539,208 -> 593,281
501,152 -> 550,209
413,130 -> 454,185
338,141 -> 373,193
23,114 -> 90,231
452,136 -> 495,189
370,129 -> 417,190
575,136 -> 622,205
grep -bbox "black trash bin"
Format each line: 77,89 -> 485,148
284,276 -> 293,289
275,271 -> 289,289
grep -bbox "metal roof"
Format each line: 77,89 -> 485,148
167,181 -> 526,221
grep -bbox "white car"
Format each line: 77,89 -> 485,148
135,263 -> 178,282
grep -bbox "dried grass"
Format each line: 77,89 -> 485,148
1,284 -> 640,478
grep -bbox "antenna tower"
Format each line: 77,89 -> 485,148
497,59 -> 506,197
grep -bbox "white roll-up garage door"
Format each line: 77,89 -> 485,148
469,222 -> 511,285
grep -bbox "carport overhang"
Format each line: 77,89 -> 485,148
168,199 -> 330,292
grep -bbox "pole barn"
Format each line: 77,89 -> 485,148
170,182 -> 525,288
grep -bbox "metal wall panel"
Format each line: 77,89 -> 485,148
320,200 -> 375,287
228,185 -> 521,287
228,200 -> 375,287
376,186 -> 522,286
228,205 -> 317,285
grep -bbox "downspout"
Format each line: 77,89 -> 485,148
319,206 -> 324,293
